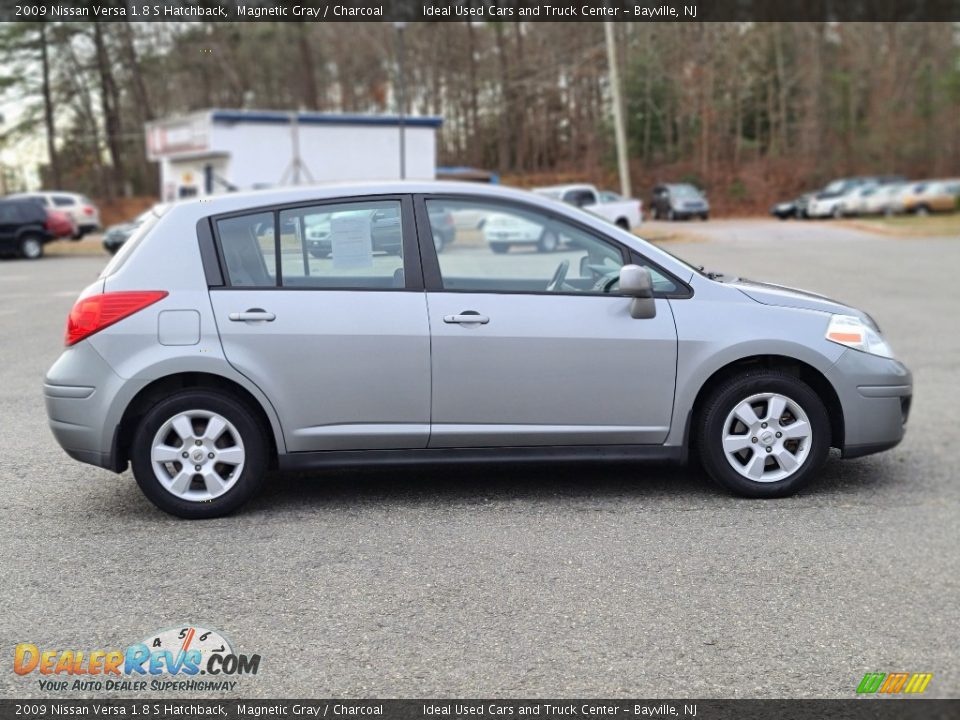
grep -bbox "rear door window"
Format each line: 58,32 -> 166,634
52,195 -> 75,207
278,200 -> 405,288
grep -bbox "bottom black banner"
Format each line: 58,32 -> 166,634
1,699 -> 958,720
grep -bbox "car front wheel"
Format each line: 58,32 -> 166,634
130,390 -> 268,518
697,371 -> 830,498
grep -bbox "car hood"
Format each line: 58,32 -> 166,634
729,278 -> 863,317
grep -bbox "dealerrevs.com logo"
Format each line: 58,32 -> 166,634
14,626 -> 261,693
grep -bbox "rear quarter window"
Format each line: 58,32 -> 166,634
99,212 -> 162,278
215,212 -> 277,287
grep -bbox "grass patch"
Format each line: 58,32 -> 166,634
634,223 -> 706,244
839,214 -> 960,237
45,237 -> 107,257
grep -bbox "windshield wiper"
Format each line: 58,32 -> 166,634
695,265 -> 725,280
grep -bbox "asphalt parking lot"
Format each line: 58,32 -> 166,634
1,220 -> 957,699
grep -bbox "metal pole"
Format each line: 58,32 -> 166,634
604,21 -> 631,198
290,111 -> 301,185
394,22 -> 407,180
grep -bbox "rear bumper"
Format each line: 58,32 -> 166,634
44,342 -> 130,473
825,351 -> 912,459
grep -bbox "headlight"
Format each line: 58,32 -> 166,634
825,314 -> 895,358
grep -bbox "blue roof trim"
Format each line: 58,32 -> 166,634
211,110 -> 443,128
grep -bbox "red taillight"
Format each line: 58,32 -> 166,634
65,291 -> 167,346
82,206 -> 94,216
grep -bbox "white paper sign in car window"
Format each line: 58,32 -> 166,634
330,214 -> 373,269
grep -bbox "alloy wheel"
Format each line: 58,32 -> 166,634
721,392 -> 812,483
150,410 -> 246,502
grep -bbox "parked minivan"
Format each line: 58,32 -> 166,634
649,184 -> 709,221
45,183 -> 911,518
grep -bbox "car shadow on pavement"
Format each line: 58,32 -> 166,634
240,450 -> 907,515
88,451 -> 909,520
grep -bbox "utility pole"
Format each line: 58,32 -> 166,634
604,21 -> 631,198
394,22 -> 407,180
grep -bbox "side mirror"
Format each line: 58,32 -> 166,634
619,264 -> 656,319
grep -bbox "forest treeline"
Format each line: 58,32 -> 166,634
2,21 -> 959,212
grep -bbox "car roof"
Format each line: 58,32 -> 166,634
532,184 -> 593,193
168,181 -> 590,220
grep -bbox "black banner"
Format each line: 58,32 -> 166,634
1,700 -> 960,720
3,0 -> 960,23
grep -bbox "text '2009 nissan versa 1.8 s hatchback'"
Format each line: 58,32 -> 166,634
44,183 -> 912,518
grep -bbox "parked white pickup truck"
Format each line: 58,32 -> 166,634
534,184 -> 643,230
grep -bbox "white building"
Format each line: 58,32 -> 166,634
145,109 -> 443,201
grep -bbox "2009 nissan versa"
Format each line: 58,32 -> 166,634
44,183 -> 912,518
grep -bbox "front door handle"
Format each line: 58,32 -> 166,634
443,312 -> 489,325
228,309 -> 276,322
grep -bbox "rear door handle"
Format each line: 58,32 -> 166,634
443,312 -> 489,325
228,309 -> 276,322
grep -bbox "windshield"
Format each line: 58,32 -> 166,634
821,180 -> 848,194
669,184 -> 702,199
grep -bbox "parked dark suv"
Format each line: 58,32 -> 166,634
0,198 -> 53,259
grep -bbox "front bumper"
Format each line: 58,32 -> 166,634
825,350 -> 912,459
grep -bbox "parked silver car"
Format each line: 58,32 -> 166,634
45,183 -> 912,518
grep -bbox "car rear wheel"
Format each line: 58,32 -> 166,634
697,371 -> 830,498
615,218 -> 630,231
489,242 -> 510,254
130,390 -> 268,519
19,234 -> 44,260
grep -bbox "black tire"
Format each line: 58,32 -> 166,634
490,242 -> 510,254
615,218 -> 630,231
130,390 -> 269,519
696,370 -> 830,498
914,204 -> 931,216
700,213 -> 709,221
308,249 -> 330,259
19,234 -> 44,260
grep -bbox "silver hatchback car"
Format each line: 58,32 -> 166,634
45,183 -> 912,518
